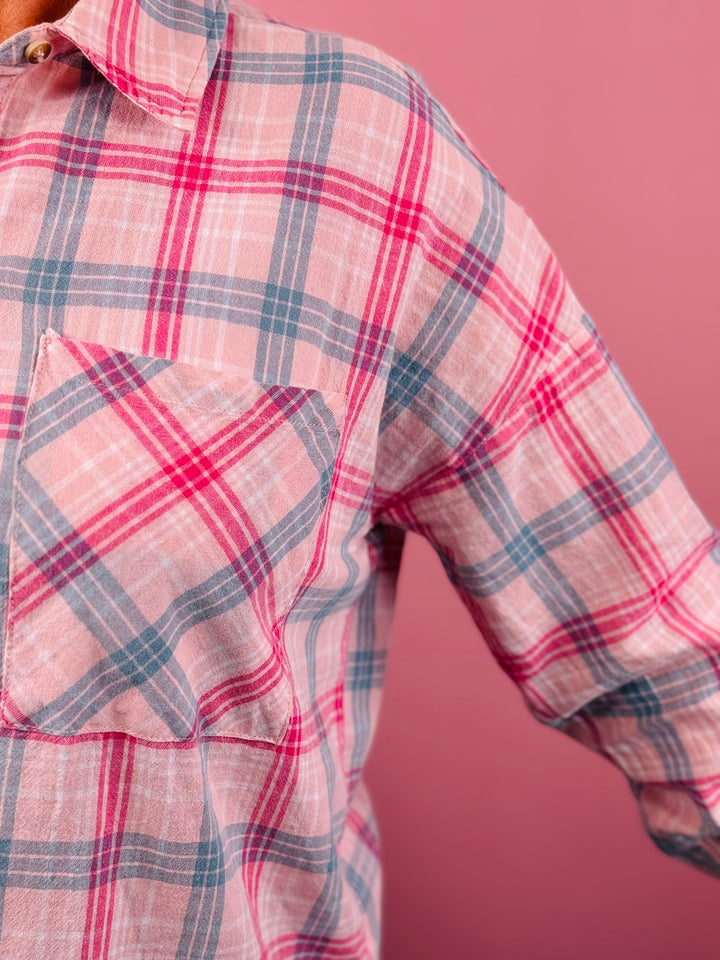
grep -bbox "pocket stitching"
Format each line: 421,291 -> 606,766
2,331 -> 345,745
1,329 -> 53,731
269,395 -> 346,640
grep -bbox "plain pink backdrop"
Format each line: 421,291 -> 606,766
262,2 -> 720,957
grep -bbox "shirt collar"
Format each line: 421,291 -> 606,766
54,0 -> 230,131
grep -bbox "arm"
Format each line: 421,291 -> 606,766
373,68 -> 720,879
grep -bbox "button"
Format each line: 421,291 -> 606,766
23,39 -> 53,64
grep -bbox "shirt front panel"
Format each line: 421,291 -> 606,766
0,6 -> 421,956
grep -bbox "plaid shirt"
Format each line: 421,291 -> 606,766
0,0 -> 718,955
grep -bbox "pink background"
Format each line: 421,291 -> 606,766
263,1 -> 720,957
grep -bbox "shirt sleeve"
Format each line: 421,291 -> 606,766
372,67 -> 720,880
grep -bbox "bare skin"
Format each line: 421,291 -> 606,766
0,0 -> 79,45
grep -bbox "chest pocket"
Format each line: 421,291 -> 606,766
1,328 -> 345,744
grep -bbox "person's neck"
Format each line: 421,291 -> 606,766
0,0 -> 78,45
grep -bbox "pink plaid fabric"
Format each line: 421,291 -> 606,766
0,0 -> 718,956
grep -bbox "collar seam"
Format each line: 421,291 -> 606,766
178,0 -> 228,105
56,15 -> 217,122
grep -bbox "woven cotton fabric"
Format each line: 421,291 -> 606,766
0,0 -> 718,956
